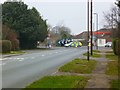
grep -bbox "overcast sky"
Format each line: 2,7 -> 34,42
2,0 -> 116,35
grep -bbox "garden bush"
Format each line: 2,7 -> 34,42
0,40 -> 12,53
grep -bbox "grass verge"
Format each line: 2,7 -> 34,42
59,58 -> 97,74
106,53 -> 118,61
26,75 -> 89,88
106,60 -> 118,76
106,52 -> 118,76
110,80 -> 120,89
106,52 -> 119,89
83,52 -> 101,58
93,50 -> 101,53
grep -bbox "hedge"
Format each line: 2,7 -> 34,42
112,39 -> 120,56
11,39 -> 20,51
0,40 -> 12,53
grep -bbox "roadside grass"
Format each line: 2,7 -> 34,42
106,52 -> 118,76
2,51 -> 26,55
93,50 -> 101,53
106,53 -> 118,61
26,75 -> 89,88
110,80 -> 120,89
105,52 -> 119,89
83,52 -> 101,58
59,58 -> 97,74
106,60 -> 118,76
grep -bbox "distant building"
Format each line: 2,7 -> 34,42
93,28 -> 112,46
72,28 -> 113,46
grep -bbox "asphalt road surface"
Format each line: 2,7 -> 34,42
2,47 -> 87,88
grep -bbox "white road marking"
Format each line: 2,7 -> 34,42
41,55 -> 45,56
0,63 -> 6,66
55,52 -> 58,53
51,71 -> 58,75
31,57 -> 35,59
19,60 -> 24,62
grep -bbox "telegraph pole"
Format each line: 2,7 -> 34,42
90,0 -> 93,55
87,0 -> 90,61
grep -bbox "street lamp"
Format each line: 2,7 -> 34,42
87,0 -> 90,61
93,13 -> 98,50
90,0 -> 93,55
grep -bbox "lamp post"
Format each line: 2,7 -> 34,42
93,13 -> 98,50
90,0 -> 93,55
87,0 -> 90,61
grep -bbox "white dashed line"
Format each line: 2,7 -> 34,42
55,52 -> 58,53
0,63 -> 6,66
51,71 -> 58,75
41,55 -> 45,56
19,60 -> 24,61
31,57 -> 35,59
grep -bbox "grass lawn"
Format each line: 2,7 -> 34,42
106,52 -> 119,89
106,60 -> 118,76
106,53 -> 118,76
110,80 -> 120,89
93,50 -> 101,53
59,58 -> 97,74
26,75 -> 89,88
83,52 -> 101,58
106,53 -> 118,61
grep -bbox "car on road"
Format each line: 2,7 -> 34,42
64,42 -> 73,47
64,41 -> 82,47
105,42 -> 112,47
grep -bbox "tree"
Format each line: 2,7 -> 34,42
103,5 -> 120,38
52,25 -> 71,39
2,1 -> 48,49
2,24 -> 20,51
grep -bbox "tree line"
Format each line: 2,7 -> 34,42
1,1 -> 72,52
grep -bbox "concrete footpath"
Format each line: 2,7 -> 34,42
85,47 -> 118,88
85,49 -> 110,88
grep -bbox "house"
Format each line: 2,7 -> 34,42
93,28 -> 112,46
72,28 -> 113,46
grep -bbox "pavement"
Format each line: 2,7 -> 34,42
85,48 -> 111,88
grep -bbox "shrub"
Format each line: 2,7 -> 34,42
0,40 -> 12,53
118,39 -> 120,56
112,39 -> 117,55
11,39 -> 20,51
112,39 -> 120,56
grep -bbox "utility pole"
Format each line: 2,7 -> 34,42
94,13 -> 98,50
90,0 -> 93,55
87,0 -> 90,61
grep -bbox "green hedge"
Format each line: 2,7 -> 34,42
112,39 -> 120,56
11,39 -> 20,51
0,40 -> 12,53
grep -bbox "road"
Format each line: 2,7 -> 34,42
2,47 -> 87,88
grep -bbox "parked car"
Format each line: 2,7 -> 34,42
105,42 -> 112,47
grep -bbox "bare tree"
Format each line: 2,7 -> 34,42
103,5 -> 119,38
